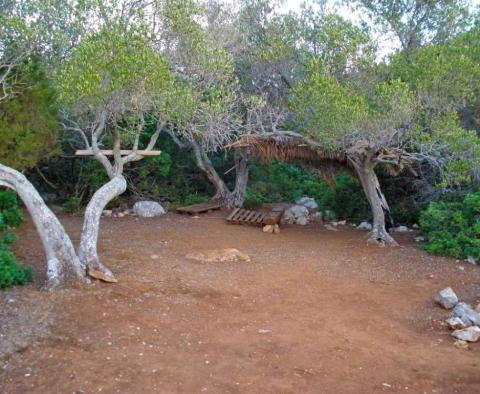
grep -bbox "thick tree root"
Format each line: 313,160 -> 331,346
367,227 -> 398,247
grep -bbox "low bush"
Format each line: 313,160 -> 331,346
0,191 -> 33,288
420,191 -> 480,259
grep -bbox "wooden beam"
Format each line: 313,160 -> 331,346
75,150 -> 161,156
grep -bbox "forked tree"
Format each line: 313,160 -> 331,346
0,22 -> 172,288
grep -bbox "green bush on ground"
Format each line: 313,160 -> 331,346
0,191 -> 33,289
420,191 -> 480,259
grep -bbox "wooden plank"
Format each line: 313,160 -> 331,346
226,208 -> 240,222
176,202 -> 222,214
75,150 -> 161,156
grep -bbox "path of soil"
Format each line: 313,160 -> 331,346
1,212 -> 480,393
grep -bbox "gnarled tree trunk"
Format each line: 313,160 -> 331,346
77,176 -> 127,282
353,161 -> 397,245
0,164 -> 86,289
191,140 -> 248,209
231,151 -> 249,208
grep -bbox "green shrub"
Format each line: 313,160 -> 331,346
247,161 -> 370,220
0,248 -> 33,289
62,195 -> 83,214
0,191 -> 33,288
420,191 -> 480,259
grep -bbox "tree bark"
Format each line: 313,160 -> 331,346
77,176 -> 127,281
231,151 -> 249,208
0,164 -> 86,289
353,161 -> 397,245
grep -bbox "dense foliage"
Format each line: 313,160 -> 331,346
420,191 -> 480,260
0,191 -> 32,288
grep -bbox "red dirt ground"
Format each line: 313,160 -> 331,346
1,212 -> 480,394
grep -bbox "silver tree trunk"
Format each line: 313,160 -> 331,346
0,164 -> 86,289
354,162 -> 397,245
77,176 -> 127,281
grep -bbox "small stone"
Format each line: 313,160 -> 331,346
324,224 -> 338,231
87,267 -> 118,283
412,223 -> 419,229
262,225 -> 274,233
458,266 -> 465,271
150,255 -> 159,260
258,329 -> 272,334
453,340 -> 469,349
451,326 -> 480,342
357,221 -> 372,231
414,236 -> 425,242
452,302 -> 480,326
465,256 -> 477,265
434,287 -> 458,309
273,224 -> 280,234
102,210 -> 113,217
393,225 -> 409,233
331,220 -> 346,226
446,317 -> 467,330
117,212 -> 125,218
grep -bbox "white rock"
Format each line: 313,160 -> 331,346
102,210 -> 113,217
451,326 -> 480,342
452,302 -> 480,326
465,256 -> 477,265
281,205 -> 309,225
262,225 -> 274,233
324,224 -> 338,231
133,201 -> 165,218
357,221 -> 372,231
296,216 -> 308,226
434,287 -> 458,309
393,225 -> 409,233
412,223 -> 419,229
446,317 -> 467,330
414,236 -> 425,242
295,196 -> 318,210
331,220 -> 346,226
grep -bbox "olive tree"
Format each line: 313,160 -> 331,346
58,24 -> 172,280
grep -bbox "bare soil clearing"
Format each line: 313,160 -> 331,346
1,212 -> 480,393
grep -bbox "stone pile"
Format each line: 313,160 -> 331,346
434,287 -> 480,346
102,201 -> 166,218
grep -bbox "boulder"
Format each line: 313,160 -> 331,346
451,302 -> 480,326
434,287 -> 458,309
357,221 -> 372,231
186,248 -> 251,263
295,197 -> 318,212
133,201 -> 165,218
281,205 -> 309,225
451,326 -> 480,342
